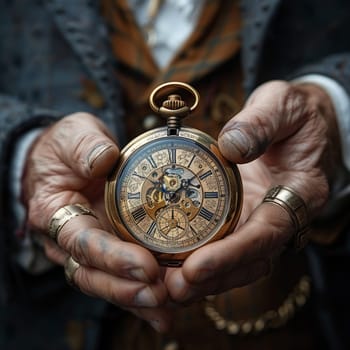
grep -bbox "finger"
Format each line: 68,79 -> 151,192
57,214 -> 161,283
177,202 -> 294,285
218,81 -> 307,163
53,113 -> 119,178
73,265 -> 168,309
26,113 -> 120,231
166,260 -> 270,303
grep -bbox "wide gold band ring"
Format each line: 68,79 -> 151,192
64,256 -> 81,289
48,203 -> 97,242
263,186 -> 309,250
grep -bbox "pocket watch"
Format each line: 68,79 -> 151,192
105,82 -> 243,266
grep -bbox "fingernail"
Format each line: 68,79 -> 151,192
135,287 -> 158,307
171,274 -> 195,302
87,143 -> 113,170
220,128 -> 250,159
128,268 -> 150,283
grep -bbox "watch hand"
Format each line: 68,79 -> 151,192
186,170 -> 204,189
163,225 -> 172,235
189,182 -> 201,189
133,172 -> 158,185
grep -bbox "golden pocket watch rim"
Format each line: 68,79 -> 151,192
104,82 -> 243,266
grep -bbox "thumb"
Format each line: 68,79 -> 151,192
218,81 -> 306,164
55,113 -> 120,178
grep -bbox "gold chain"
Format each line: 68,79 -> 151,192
204,275 -> 311,336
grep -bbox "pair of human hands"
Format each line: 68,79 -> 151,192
23,81 -> 339,332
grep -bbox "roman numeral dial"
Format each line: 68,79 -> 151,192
108,130 -> 241,261
105,82 -> 243,265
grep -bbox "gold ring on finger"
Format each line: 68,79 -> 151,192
64,256 -> 81,289
48,203 -> 98,243
262,185 -> 309,250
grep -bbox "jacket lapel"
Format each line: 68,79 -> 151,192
240,0 -> 281,94
44,0 -> 126,143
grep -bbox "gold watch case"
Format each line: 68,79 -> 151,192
105,82 -> 243,266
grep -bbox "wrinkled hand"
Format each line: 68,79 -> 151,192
165,80 -> 341,304
23,113 -> 170,332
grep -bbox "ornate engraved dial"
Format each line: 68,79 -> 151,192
116,137 -> 230,253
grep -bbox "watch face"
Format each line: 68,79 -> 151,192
106,128 -> 242,258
